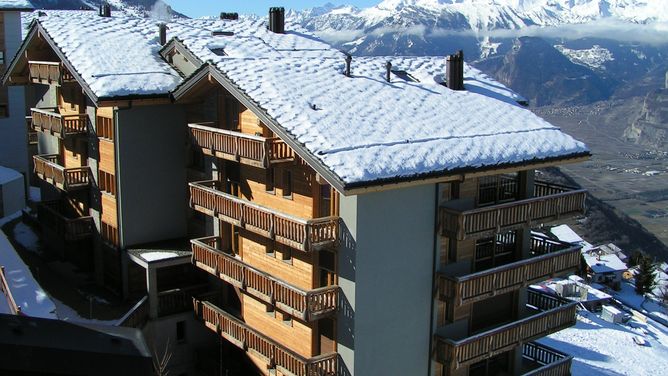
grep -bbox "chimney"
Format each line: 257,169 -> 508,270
220,12 -> 239,20
385,61 -> 392,83
159,23 -> 168,46
99,3 -> 111,17
268,7 -> 285,34
446,50 -> 464,90
344,54 -> 352,77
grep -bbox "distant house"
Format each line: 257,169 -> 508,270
583,250 -> 628,288
549,224 -> 593,251
532,275 -> 613,311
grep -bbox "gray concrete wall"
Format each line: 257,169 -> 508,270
338,184 -> 437,375
0,170 -> 24,216
116,104 -> 188,247
0,12 -> 28,176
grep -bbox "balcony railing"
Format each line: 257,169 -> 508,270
1,266 -> 21,315
28,61 -> 75,85
117,296 -> 148,328
30,108 -> 88,138
438,242 -> 580,307
441,181 -> 587,241
435,300 -> 577,369
33,154 -> 91,191
157,284 -> 210,317
522,342 -> 573,376
38,200 -> 94,241
192,237 -> 338,321
189,181 -> 339,252
26,117 -> 38,145
193,298 -> 338,376
189,123 -> 295,168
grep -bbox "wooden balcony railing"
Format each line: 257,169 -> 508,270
28,61 -> 75,85
522,342 -> 573,376
157,284 -> 210,317
0,266 -> 21,315
26,117 -> 38,145
191,237 -> 338,321
435,302 -> 577,369
193,298 -> 338,376
38,200 -> 94,241
189,181 -> 339,252
441,181 -> 587,240
33,154 -> 91,191
189,123 -> 295,168
438,244 -> 581,307
117,296 -> 148,328
30,108 -> 88,138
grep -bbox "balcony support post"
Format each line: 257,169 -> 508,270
147,266 -> 159,319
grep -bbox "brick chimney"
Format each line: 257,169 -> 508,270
159,23 -> 168,46
268,7 -> 285,34
446,50 -> 464,91
99,2 -> 111,17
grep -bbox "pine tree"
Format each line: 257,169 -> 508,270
635,255 -> 656,295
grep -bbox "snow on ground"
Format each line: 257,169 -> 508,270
0,228 -> 56,318
13,222 -> 41,254
52,296 -> 118,325
541,309 -> 668,376
613,281 -> 668,325
0,210 -> 21,227
28,186 -> 40,202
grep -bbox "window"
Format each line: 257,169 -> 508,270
447,237 -> 457,263
99,170 -> 116,196
478,173 -> 519,206
265,168 -> 275,193
97,115 -> 114,140
280,245 -> 292,264
0,51 -> 5,65
224,96 -> 239,130
176,321 -> 186,343
0,104 -> 8,118
282,170 -> 292,198
101,222 -> 119,247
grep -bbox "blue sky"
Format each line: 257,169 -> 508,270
166,1 -> 378,18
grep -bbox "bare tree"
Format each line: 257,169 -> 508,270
153,338 -> 173,376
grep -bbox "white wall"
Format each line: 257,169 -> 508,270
0,166 -> 24,216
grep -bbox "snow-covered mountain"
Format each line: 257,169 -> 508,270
29,0 -> 182,18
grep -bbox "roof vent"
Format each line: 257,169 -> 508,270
158,23 -> 168,46
446,50 -> 464,90
99,2 -> 111,17
268,7 -> 285,34
344,54 -> 352,77
220,12 -> 239,20
212,31 -> 234,37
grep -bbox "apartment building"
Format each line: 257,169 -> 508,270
4,7 -> 590,376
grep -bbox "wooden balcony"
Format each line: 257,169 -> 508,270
117,296 -> 149,328
30,108 -> 88,139
38,200 -> 94,241
34,154 -> 91,191
193,298 -> 338,376
189,181 -> 339,252
1,266 -> 21,315
438,238 -> 580,307
441,181 -> 587,241
521,342 -> 573,376
435,299 -> 577,369
157,284 -> 210,317
192,237 -> 338,321
28,61 -> 75,85
26,117 -> 38,145
189,123 -> 295,168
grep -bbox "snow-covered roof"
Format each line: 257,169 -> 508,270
0,165 -> 22,184
584,253 -> 628,274
550,224 -> 584,244
173,19 -> 589,186
16,11 -> 589,187
0,0 -> 33,10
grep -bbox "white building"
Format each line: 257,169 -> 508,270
583,251 -> 628,288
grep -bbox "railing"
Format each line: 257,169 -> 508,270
188,123 -> 294,168
0,266 -> 21,315
435,303 -> 577,369
530,234 -> 574,256
193,298 -> 338,376
191,237 -> 338,321
30,108 -> 88,138
438,245 -> 581,307
38,200 -> 94,241
28,61 -> 75,85
441,181 -> 587,240
33,154 -> 90,191
189,181 -> 339,252
157,284 -> 209,317
26,117 -> 38,145
117,296 -> 149,328
522,342 -> 573,376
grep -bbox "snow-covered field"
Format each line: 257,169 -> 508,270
542,309 -> 668,376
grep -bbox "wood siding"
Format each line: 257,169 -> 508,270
101,194 -> 117,227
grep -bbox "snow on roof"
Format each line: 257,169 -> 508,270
139,251 -> 180,262
584,253 -> 628,273
176,20 -> 589,185
0,0 -> 32,10
25,12 -> 588,185
550,224 -> 584,244
0,165 -> 23,184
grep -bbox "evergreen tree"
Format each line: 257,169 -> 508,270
635,255 -> 656,295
